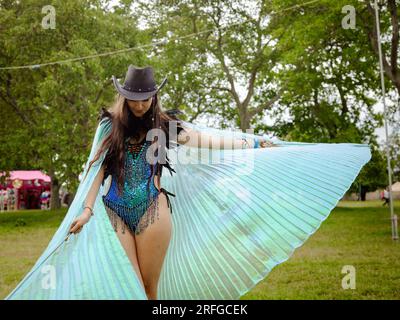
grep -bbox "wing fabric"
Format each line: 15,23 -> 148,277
6,118 -> 147,299
5,120 -> 371,299
157,122 -> 371,299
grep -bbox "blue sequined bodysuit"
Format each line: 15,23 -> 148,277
102,137 -> 175,235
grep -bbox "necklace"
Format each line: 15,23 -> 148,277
126,140 -> 147,164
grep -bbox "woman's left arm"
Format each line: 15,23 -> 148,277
176,124 -> 276,149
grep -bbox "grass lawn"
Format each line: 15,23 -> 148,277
1,201 -> 400,300
242,200 -> 400,300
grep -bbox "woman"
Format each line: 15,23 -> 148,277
5,65 -> 371,300
68,65 -> 272,300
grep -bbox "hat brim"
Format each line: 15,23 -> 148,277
112,76 -> 167,100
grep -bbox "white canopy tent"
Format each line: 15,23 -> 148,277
390,182 -> 400,193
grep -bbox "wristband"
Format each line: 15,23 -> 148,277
83,206 -> 94,216
254,139 -> 260,149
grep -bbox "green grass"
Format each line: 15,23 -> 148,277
1,202 -> 400,300
0,208 -> 66,299
241,200 -> 400,300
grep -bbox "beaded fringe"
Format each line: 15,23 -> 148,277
103,194 -> 160,235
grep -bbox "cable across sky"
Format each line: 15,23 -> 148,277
0,0 -> 320,71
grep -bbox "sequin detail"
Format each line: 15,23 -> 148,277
102,139 -> 175,235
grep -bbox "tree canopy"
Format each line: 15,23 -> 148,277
1,0 -> 398,207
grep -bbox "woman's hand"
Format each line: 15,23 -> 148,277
259,139 -> 277,148
69,209 -> 92,234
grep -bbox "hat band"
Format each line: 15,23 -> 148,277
122,85 -> 157,92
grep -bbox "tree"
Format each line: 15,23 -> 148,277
0,0 -> 146,208
360,0 -> 400,96
351,146 -> 389,200
133,0 -> 285,130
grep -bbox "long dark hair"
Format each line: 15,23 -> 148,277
85,93 -> 183,195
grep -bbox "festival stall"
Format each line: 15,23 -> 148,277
0,171 -> 51,210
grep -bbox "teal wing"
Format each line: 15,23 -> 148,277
5,120 -> 371,300
158,122 -> 371,299
5,118 -> 147,299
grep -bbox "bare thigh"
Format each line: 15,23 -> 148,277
135,191 -> 173,294
111,212 -> 145,289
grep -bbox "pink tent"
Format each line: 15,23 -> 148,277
0,170 -> 51,209
1,170 -> 51,182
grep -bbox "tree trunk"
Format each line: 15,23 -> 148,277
360,185 -> 367,201
67,191 -> 76,208
50,174 -> 61,210
239,106 -> 251,132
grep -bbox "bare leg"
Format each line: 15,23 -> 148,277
109,210 -> 145,291
135,191 -> 172,300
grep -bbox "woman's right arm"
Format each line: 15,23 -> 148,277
69,163 -> 105,234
